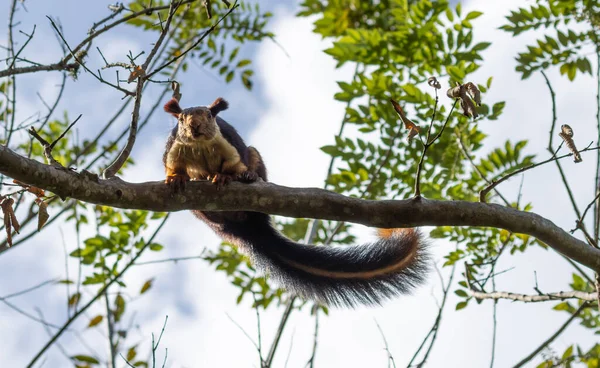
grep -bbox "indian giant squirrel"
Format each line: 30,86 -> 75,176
163,97 -> 428,307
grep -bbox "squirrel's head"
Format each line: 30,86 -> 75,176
164,97 -> 229,144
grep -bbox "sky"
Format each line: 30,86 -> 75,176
0,0 -> 598,367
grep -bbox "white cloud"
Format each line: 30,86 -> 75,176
249,11 -> 355,188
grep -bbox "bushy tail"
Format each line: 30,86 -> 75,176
216,212 -> 429,307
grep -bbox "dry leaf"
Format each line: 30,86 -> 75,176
559,124 -> 582,163
13,180 -> 45,197
140,279 -> 153,294
427,76 -> 441,89
446,82 -> 481,118
127,65 -> 145,83
68,292 -> 81,309
464,82 -> 481,106
88,315 -> 104,328
390,99 -> 421,140
36,199 -> 49,231
406,127 -> 419,141
1,197 -> 18,247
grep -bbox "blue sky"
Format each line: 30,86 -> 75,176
0,1 -> 598,367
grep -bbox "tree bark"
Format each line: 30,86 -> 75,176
1,145 -> 599,272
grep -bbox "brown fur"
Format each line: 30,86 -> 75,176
164,98 -> 250,188
164,98 -> 183,117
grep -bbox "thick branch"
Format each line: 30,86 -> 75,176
1,146 -> 600,272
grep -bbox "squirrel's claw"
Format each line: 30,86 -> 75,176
166,173 -> 190,193
211,173 -> 233,191
237,171 -> 259,183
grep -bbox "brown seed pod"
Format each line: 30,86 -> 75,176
558,124 -> 582,163
446,82 -> 481,118
427,76 -> 441,89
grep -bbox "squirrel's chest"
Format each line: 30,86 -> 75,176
169,141 -> 223,178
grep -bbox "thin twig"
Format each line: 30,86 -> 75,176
101,78 -> 143,178
104,291 -> 117,368
47,16 -> 134,96
264,298 -> 294,367
26,215 -> 170,368
102,1 -> 189,178
407,265 -> 456,367
152,315 -> 169,367
305,309 -> 320,368
0,1 -> 196,79
284,329 -> 295,368
490,272 -> 498,368
414,100 -> 458,196
0,278 -> 57,300
225,312 -> 261,352
480,143 -> 599,203
511,302 -> 589,368
375,319 -> 396,368
251,292 -> 264,367
27,114 -> 82,168
595,50 -> 600,243
145,1 -> 239,80
134,254 -> 204,265
455,132 -> 511,206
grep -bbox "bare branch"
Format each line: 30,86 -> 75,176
26,215 -> 170,368
414,100 -> 458,197
455,132 -> 511,206
145,2 -> 239,80
264,299 -> 294,367
27,114 -> 82,168
101,78 -> 143,177
512,302 -> 590,368
375,319 -> 396,368
47,16 -> 134,96
0,278 -> 57,300
480,143 -> 600,203
407,265 -> 455,367
305,309 -> 320,368
0,61 -> 79,78
469,290 -> 596,303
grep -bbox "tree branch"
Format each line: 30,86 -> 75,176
1,146 -> 599,273
469,290 -> 596,303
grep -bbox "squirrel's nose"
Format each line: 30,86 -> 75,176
192,127 -> 203,138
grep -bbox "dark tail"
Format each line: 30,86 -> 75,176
213,212 -> 429,307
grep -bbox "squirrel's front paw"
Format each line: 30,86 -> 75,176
211,173 -> 233,191
165,173 -> 190,193
237,171 -> 259,183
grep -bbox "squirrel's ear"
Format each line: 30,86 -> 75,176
209,97 -> 228,116
164,98 -> 182,117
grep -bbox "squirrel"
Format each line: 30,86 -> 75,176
163,97 -> 429,307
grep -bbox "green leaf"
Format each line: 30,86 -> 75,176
140,279 -> 153,294
88,315 -> 103,328
465,11 -> 483,20
562,345 -> 574,360
72,355 -> 100,364
454,289 -> 468,297
149,243 -> 164,251
456,301 -> 468,310
236,59 -> 251,68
